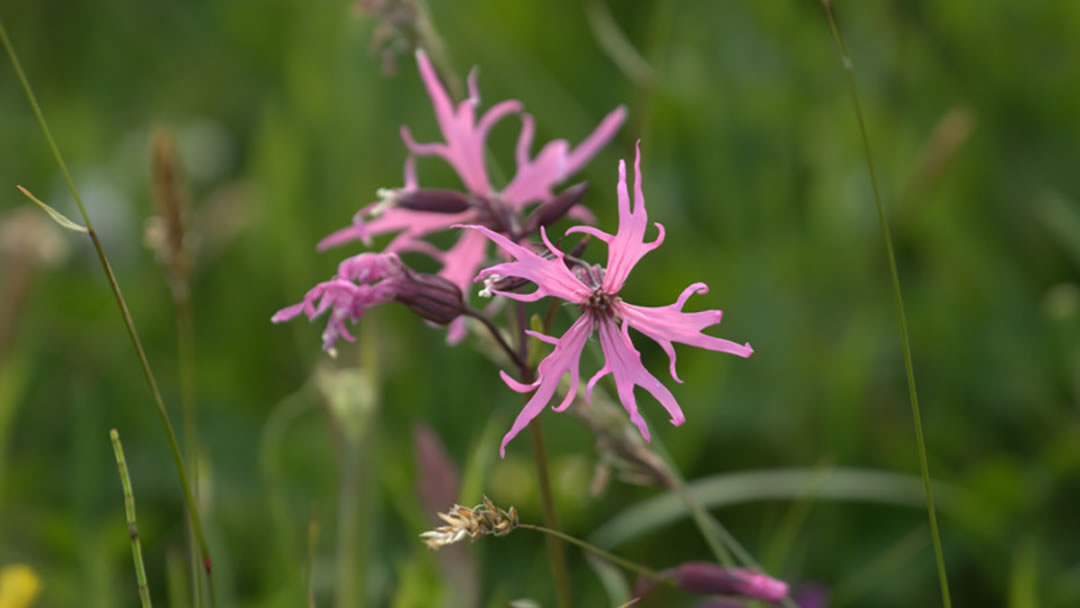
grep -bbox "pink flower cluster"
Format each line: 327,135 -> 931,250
273,51 -> 753,458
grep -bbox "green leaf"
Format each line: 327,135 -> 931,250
16,185 -> 87,233
588,467 -> 965,550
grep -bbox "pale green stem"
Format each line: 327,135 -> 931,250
0,18 -> 217,606
175,290 -> 204,608
307,519 -> 319,608
110,429 -> 153,608
519,523 -> 674,589
819,3 -> 952,606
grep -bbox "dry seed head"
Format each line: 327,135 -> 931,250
149,127 -> 191,286
420,497 -> 519,550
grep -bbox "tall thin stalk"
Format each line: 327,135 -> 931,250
150,127 -> 205,608
110,429 -> 153,608
512,302 -> 574,608
0,18 -> 217,605
819,3 -> 952,606
528,422 -> 574,608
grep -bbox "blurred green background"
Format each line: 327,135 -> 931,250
1,1 -> 1079,606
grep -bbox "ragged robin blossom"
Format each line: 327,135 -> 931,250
462,144 -> 753,456
271,252 -> 463,356
315,49 -> 626,344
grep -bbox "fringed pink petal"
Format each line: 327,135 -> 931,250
438,228 -> 490,293
596,317 -> 686,441
514,113 -> 536,170
500,107 -> 626,210
445,316 -> 467,345
499,370 -> 537,393
565,224 -> 614,244
500,139 -> 570,207
278,279 -> 394,354
271,301 -> 305,323
524,329 -> 561,346
562,106 -> 627,178
409,51 -> 503,196
617,283 -> 753,383
415,49 -> 456,137
317,224 -> 369,251
567,203 -> 597,224
477,100 -> 524,140
499,314 -> 593,457
602,142 -> 664,293
460,224 -> 590,304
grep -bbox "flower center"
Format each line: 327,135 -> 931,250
581,287 -> 617,317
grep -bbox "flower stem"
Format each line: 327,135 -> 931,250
819,4 -> 952,607
0,18 -> 217,606
527,422 -> 575,608
519,523 -> 675,588
511,300 -> 573,608
110,429 -> 153,608
464,307 -> 528,371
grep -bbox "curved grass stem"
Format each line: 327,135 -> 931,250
110,429 -> 153,608
819,3 -> 952,606
519,523 -> 674,588
0,18 -> 217,606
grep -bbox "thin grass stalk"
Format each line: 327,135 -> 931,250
818,3 -> 952,606
518,523 -> 675,589
151,128 -> 205,608
0,19 -> 217,606
110,429 -> 153,608
176,296 -> 204,607
306,518 -> 319,608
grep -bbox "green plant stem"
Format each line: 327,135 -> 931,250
335,440 -> 362,608
528,422 -> 574,608
110,429 -> 153,608
513,300 -> 573,608
0,18 -> 216,606
306,518 -> 319,608
465,308 -> 528,371
175,291 -> 204,608
819,3 -> 952,607
519,523 -> 675,589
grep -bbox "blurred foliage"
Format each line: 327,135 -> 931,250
1,0 -> 1079,606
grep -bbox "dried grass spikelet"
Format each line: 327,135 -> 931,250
147,127 -> 191,292
420,497 -> 519,550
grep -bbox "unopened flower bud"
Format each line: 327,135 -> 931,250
392,271 -> 465,325
635,563 -> 789,603
394,189 -> 473,214
521,182 -> 588,235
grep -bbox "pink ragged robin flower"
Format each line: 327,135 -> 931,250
462,144 -> 753,456
316,49 -> 626,344
271,252 -> 463,356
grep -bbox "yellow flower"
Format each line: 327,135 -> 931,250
0,564 -> 41,608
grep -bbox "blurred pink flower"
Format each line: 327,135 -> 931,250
463,144 -> 753,456
634,562 -> 789,603
272,252 -> 463,355
317,49 -> 626,343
